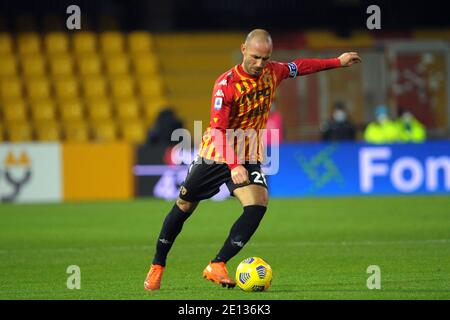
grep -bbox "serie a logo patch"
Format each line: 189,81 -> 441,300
214,97 -> 223,110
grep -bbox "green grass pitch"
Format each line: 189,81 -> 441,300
1,196 -> 449,300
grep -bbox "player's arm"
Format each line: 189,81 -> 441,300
272,52 -> 362,80
209,79 -> 249,184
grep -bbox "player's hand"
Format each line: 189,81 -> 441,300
231,165 -> 250,185
338,52 -> 362,67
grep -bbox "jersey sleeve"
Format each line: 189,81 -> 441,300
270,58 -> 341,82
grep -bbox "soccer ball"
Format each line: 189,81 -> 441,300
235,257 -> 272,292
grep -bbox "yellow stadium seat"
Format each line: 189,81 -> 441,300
137,76 -> 164,99
141,98 -> 169,126
128,31 -> 154,54
86,98 -> 113,121
35,121 -> 61,141
91,120 -> 117,142
73,32 -> 97,54
0,33 -> 13,55
29,99 -> 56,122
115,98 -> 140,120
132,53 -> 158,76
21,54 -> 47,77
0,55 -> 18,78
25,77 -> 51,100
81,75 -> 107,98
17,33 -> 41,55
53,77 -> 79,100
119,119 -> 146,143
104,54 -> 130,76
99,31 -> 125,54
0,77 -> 22,101
59,99 -> 84,122
2,99 -> 28,122
0,122 -> 4,142
63,120 -> 90,142
49,54 -> 74,77
76,54 -> 102,76
110,76 -> 135,99
6,121 -> 33,142
44,32 -> 69,55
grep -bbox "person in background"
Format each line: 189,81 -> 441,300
320,101 -> 356,141
364,105 -> 400,144
265,101 -> 284,146
146,108 -> 184,147
395,107 -> 426,143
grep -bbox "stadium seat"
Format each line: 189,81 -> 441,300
59,99 -> 85,122
35,121 -> 61,141
86,98 -> 113,121
81,75 -> 107,99
21,54 -> 47,78
110,76 -> 135,99
29,99 -> 56,122
76,53 -> 102,76
44,32 -> 69,55
137,76 -> 164,99
25,77 -> 51,100
48,54 -> 74,77
53,77 -> 79,100
63,120 -> 90,142
0,77 -> 22,101
99,31 -> 125,54
73,32 -> 97,54
119,119 -> 146,143
91,120 -> 118,142
0,33 -> 13,55
0,55 -> 18,78
115,98 -> 140,120
104,54 -> 130,76
17,33 -> 42,56
6,121 -> 33,142
131,53 -> 159,76
128,31 -> 154,54
1,99 -> 28,122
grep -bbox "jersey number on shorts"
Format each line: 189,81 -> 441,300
251,171 -> 267,185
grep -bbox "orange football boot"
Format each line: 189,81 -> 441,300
202,262 -> 236,288
144,264 -> 165,291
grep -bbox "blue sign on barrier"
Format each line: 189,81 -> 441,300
268,141 -> 450,197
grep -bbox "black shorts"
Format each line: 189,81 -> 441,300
179,156 -> 268,202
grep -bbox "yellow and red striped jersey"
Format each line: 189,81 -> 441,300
198,58 -> 341,169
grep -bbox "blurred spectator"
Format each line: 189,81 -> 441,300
395,107 -> 426,143
146,108 -> 184,147
364,105 -> 400,144
265,102 -> 284,146
320,102 -> 356,141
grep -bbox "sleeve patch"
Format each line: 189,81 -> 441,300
288,62 -> 298,78
214,97 -> 223,110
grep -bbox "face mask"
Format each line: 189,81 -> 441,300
402,112 -> 413,123
377,114 -> 388,123
333,110 -> 347,122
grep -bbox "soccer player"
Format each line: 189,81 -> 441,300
144,29 -> 361,290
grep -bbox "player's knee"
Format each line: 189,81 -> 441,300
176,198 -> 198,213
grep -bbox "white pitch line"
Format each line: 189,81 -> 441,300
0,239 -> 448,255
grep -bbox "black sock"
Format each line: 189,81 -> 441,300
152,204 -> 192,267
212,205 -> 267,263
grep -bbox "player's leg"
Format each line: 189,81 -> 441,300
203,165 -> 268,289
144,198 -> 198,291
146,157 -> 229,290
211,184 -> 268,264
